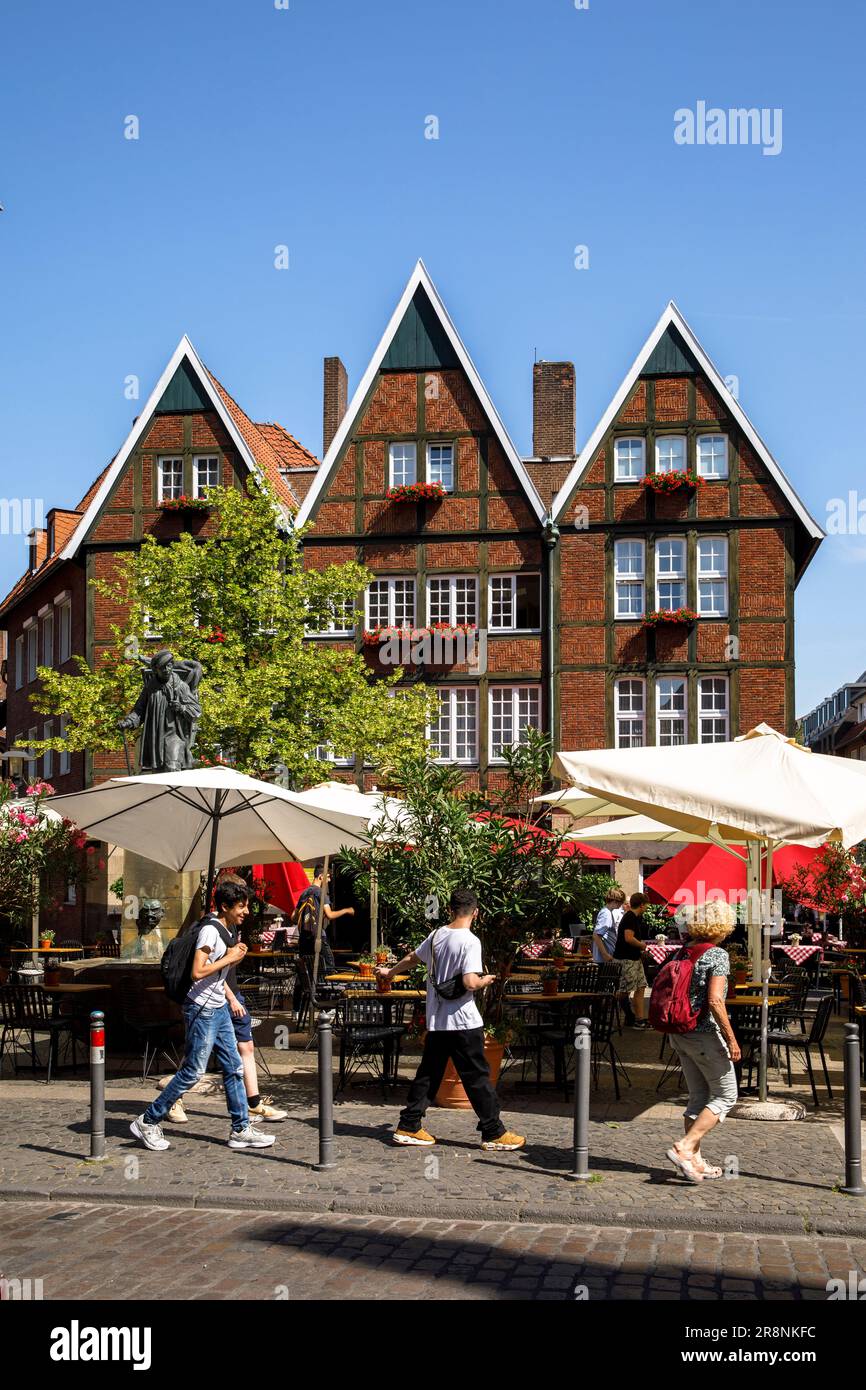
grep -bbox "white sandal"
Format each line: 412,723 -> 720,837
666,1146 -> 704,1183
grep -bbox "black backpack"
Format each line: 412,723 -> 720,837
161,915 -> 234,1003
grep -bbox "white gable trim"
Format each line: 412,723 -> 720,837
60,337 -> 282,560
295,260 -> 545,527
550,301 -> 824,548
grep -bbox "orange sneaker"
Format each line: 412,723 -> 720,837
481,1131 -> 526,1151
392,1127 -> 436,1146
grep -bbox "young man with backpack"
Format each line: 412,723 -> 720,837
648,905 -> 740,1183
377,887 -> 525,1152
130,881 -> 276,1152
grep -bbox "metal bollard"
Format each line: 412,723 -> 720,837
85,1011 -> 107,1162
571,1016 -> 591,1181
313,1009 -> 336,1171
841,1023 -> 865,1196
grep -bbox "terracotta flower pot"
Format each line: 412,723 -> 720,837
542,977 -> 559,996
359,963 -> 374,979
376,975 -> 391,994
249,942 -> 264,954
39,940 -> 52,951
434,1038 -> 505,1110
43,968 -> 62,987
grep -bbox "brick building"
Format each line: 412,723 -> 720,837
0,266 -> 824,905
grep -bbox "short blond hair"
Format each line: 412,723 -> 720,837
688,899 -> 736,944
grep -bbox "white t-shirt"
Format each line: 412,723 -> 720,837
416,925 -> 483,1032
592,906 -> 623,963
186,922 -> 230,1009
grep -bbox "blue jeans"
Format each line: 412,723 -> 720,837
143,1001 -> 248,1132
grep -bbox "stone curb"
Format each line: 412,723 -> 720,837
2,1184 -> 865,1239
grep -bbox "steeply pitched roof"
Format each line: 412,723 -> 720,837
58,337 -> 317,560
295,260 -> 546,527
550,301 -> 825,577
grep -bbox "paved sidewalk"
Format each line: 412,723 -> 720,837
2,1069 -> 864,1236
2,1199 -> 865,1301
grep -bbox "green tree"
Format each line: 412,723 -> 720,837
32,483 -> 435,782
341,735 -> 604,1020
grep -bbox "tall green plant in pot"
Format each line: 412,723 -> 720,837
341,733 -> 599,1021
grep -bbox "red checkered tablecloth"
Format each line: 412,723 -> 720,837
520,939 -> 576,960
643,942 -> 683,966
772,944 -> 823,966
260,925 -> 298,946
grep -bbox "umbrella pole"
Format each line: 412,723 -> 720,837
311,853 -> 329,1037
370,865 -> 379,955
758,841 -> 775,1103
203,791 -> 225,915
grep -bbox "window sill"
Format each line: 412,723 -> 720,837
488,628 -> 542,637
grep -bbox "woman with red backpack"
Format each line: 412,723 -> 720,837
649,901 -> 741,1184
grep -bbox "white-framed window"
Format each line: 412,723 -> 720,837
655,436 -> 686,473
313,744 -> 356,768
698,676 -> 729,743
27,725 -> 38,769
58,600 -> 72,663
366,577 -> 416,630
306,597 -> 356,636
427,443 -> 454,492
42,610 -> 54,668
614,540 -> 645,619
14,635 -> 23,689
193,455 -> 219,497
426,576 -> 478,628
429,687 -> 479,763
655,537 -> 687,610
158,456 -> 184,501
696,537 -> 729,616
59,715 -> 71,776
488,574 -> 542,631
614,437 -> 646,482
43,721 -> 53,780
657,677 -> 687,746
26,623 -> 38,681
489,685 -> 541,761
697,434 -> 728,479
388,442 -> 417,488
614,678 -> 645,748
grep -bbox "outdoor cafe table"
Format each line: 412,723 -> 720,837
10,947 -> 84,955
772,943 -> 823,967
728,995 -> 789,1009
643,942 -> 683,966
326,972 -> 409,983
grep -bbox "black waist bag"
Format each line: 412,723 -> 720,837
429,928 -> 470,1001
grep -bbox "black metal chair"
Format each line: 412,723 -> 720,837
120,979 -> 181,1082
746,994 -> 835,1105
0,985 -> 77,1081
563,962 -> 600,994
528,990 -> 629,1101
293,956 -> 344,1031
336,996 -> 407,1097
55,938 -> 83,960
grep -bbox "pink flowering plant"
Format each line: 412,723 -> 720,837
0,780 -> 98,926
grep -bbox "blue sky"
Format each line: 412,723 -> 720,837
0,0 -> 863,717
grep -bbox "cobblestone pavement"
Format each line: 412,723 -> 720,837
2,1066 -> 864,1235
2,1199 -> 865,1301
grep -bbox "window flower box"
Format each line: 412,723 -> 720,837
641,608 -> 698,630
158,496 -> 211,513
639,471 -> 704,494
363,624 -> 478,645
385,482 -> 447,503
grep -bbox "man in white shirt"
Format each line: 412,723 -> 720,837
377,887 -> 525,1152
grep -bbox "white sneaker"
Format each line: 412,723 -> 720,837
227,1125 -> 276,1150
248,1100 -> 287,1122
130,1114 -> 171,1151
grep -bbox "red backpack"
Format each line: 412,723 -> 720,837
648,942 -> 715,1034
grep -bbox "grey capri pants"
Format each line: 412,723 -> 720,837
671,1029 -> 738,1121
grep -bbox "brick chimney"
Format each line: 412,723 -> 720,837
27,528 -> 48,573
532,360 -> 575,457
323,356 -> 348,457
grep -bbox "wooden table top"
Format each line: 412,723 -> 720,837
733,982 -> 789,992
326,972 -> 408,983
41,983 -> 111,994
11,947 -> 84,954
508,990 -> 606,1004
728,995 -> 788,1008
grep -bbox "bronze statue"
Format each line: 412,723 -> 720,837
119,649 -> 203,773
121,896 -> 167,962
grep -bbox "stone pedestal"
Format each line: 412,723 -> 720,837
119,850 -> 201,958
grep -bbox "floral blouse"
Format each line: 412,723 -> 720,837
688,946 -> 730,1034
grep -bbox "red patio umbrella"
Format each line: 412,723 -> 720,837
474,814 -> 617,863
643,841 -> 820,908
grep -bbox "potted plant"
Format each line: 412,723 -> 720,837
247,928 -> 264,954
639,469 -> 704,494
375,947 -> 390,966
358,953 -> 375,980
541,966 -> 560,996
434,1021 -> 518,1109
43,955 -> 63,987
550,939 -> 569,970
375,970 -> 392,994
39,927 -> 56,951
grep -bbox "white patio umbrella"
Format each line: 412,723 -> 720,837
566,813 -> 708,844
552,724 -> 866,1102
